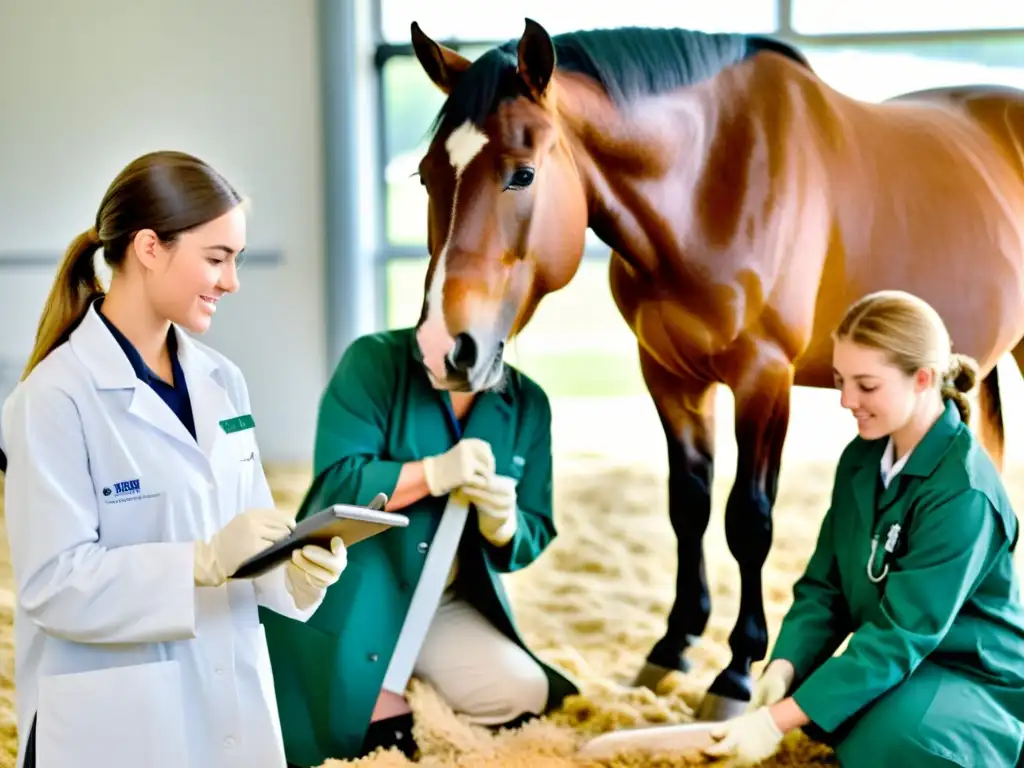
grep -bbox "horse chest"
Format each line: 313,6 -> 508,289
609,251 -> 751,363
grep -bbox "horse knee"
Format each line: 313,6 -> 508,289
724,484 -> 772,566
668,463 -> 714,534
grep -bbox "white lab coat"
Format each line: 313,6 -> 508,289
0,300 -> 323,768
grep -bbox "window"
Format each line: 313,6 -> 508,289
792,0 -> 1024,35
381,47 -> 489,247
380,1 -> 777,43
800,38 -> 1024,102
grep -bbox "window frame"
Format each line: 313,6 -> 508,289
369,0 -> 1024,326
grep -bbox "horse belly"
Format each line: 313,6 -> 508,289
799,100 -> 1024,381
801,234 -> 1024,382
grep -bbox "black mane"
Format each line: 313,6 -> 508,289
429,27 -> 807,139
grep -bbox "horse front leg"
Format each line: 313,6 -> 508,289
699,341 -> 793,721
632,347 -> 718,691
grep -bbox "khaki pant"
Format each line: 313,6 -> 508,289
411,591 -> 549,726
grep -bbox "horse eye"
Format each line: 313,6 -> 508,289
507,167 -> 535,189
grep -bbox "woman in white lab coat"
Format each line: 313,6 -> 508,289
0,150 -> 347,768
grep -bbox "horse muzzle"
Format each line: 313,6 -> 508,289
444,333 -> 506,391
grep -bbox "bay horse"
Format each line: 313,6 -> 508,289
409,18 -> 1024,719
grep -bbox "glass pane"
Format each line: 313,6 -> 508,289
798,38 -> 1024,102
792,0 -> 1024,34
384,257 -> 646,398
382,48 -> 485,247
384,258 -> 429,329
381,1 -> 777,42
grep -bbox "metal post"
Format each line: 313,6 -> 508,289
318,0 -> 381,372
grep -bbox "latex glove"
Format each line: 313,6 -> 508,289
748,659 -> 795,710
194,508 -> 296,587
701,707 -> 784,766
422,438 -> 495,496
285,536 -> 348,611
461,474 -> 518,546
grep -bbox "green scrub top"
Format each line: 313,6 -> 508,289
258,328 -> 578,767
770,399 -> 1024,766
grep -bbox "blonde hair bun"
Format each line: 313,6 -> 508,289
834,289 -> 979,423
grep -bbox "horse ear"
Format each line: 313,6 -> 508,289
411,21 -> 471,95
517,18 -> 555,100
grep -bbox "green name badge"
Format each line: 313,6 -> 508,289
220,414 -> 255,434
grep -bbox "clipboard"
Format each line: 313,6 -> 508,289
382,495 -> 469,695
232,492 -> 409,579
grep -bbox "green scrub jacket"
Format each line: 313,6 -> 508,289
770,399 -> 1024,767
258,328 -> 579,767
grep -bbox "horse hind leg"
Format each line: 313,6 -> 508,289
631,348 -> 718,692
697,340 -> 793,722
976,366 -> 1004,473
985,337 -> 1024,472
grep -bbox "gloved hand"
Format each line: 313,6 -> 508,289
422,438 -> 495,496
749,659 -> 795,710
194,508 -> 296,587
461,474 -> 518,546
701,707 -> 784,766
285,536 -> 348,611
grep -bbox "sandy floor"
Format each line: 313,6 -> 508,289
2,403 -> 1023,766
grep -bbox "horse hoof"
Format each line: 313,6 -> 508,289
631,660 -> 678,691
698,666 -> 752,721
696,692 -> 748,722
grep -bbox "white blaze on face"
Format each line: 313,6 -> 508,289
417,120 -> 490,381
445,119 -> 490,177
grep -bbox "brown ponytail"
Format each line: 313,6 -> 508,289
21,229 -> 105,380
940,352 -> 980,424
18,150 -> 242,380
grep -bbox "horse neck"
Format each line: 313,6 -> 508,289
554,72 -> 734,274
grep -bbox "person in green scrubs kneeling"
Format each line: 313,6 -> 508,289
259,326 -> 579,767
702,290 -> 1024,767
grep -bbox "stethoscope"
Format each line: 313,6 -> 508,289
866,522 -> 903,583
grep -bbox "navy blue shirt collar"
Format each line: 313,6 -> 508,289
93,297 -> 197,441
94,297 -> 177,385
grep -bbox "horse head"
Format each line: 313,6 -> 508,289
411,18 -> 589,392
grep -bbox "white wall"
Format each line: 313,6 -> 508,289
0,0 -> 326,462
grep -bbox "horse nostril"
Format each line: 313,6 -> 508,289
450,333 -> 478,373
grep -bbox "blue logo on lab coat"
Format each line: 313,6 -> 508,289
100,478 -> 158,505
103,479 -> 141,498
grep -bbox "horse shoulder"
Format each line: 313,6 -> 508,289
675,59 -> 841,348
